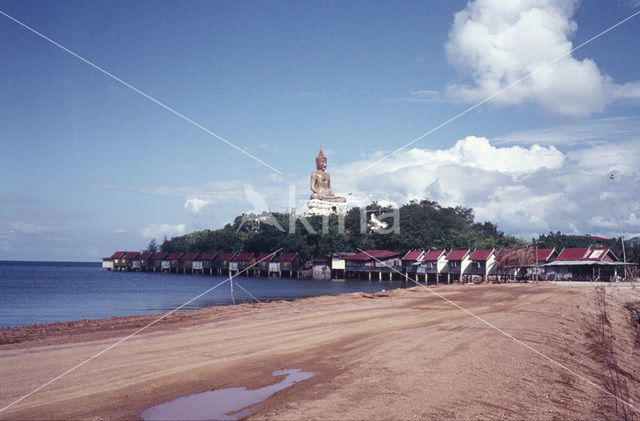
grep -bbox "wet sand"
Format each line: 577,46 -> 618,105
1,283 -> 639,420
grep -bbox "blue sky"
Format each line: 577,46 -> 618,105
1,0 -> 639,261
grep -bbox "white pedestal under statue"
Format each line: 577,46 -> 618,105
305,199 -> 347,216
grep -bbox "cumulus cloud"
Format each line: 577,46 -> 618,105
141,224 -> 187,239
184,197 -> 213,215
324,134 -> 640,239
444,0 -> 640,117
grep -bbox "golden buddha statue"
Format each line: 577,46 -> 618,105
310,147 -> 346,203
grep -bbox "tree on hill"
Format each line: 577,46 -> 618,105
159,198 -> 520,261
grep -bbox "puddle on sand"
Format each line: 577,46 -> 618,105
140,369 -> 314,421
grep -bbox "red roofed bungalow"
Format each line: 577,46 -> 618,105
102,251 -> 125,271
167,252 -> 183,273
416,249 -> 448,284
543,246 -> 636,281
179,252 -> 200,274
444,249 -> 471,284
256,252 -> 277,276
133,252 -> 153,272
154,252 -> 169,272
196,252 -> 218,275
231,252 -> 256,275
218,252 -> 236,275
402,250 -> 425,281
467,249 -> 496,282
344,250 -> 402,280
277,252 -> 304,278
118,251 -> 140,271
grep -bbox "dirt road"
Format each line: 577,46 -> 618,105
1,283 -> 639,420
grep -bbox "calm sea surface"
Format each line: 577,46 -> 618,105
0,261 -> 405,328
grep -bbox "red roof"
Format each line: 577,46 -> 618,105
256,252 -> 276,262
555,248 -> 589,261
138,252 -> 152,259
199,252 -> 217,260
585,248 -> 617,261
123,251 -> 140,259
154,252 -> 168,260
468,249 -> 493,261
345,250 -> 399,261
423,250 -> 446,261
233,252 -> 254,261
181,252 -> 199,260
446,249 -> 470,261
277,252 -> 300,262
591,236 -> 611,242
402,250 -> 424,261
219,252 -> 235,261
536,248 -> 555,261
167,252 -> 183,260
555,247 -> 617,262
110,251 -> 125,259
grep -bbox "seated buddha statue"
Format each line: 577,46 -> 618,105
310,147 -> 346,203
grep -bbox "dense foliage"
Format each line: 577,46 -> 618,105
153,199 -> 520,261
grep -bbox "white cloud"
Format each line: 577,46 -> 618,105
323,134 -> 640,239
141,224 -> 187,239
444,0 -> 640,117
9,222 -> 53,234
184,197 -> 213,215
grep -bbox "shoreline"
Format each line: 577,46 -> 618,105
1,283 -> 639,420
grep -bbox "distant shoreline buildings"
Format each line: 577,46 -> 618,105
103,246 -> 637,283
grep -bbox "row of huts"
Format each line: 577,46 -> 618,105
103,246 -> 636,282
316,246 -> 635,283
102,251 -> 304,278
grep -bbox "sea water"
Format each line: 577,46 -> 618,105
0,261 -> 404,327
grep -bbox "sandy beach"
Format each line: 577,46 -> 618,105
1,283 -> 639,420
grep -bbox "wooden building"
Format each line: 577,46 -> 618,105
312,257 -> 331,279
401,250 -> 425,282
467,249 -> 496,282
133,252 -> 152,272
179,252 -> 199,274
418,249 -> 447,284
153,252 -> 168,272
256,252 -> 277,277
195,252 -> 217,275
344,250 -> 402,280
102,251 -> 124,271
232,252 -> 256,276
120,252 -> 140,271
277,252 -> 304,278
542,247 -> 635,282
329,252 -> 355,279
444,249 -> 471,284
167,252 -> 183,273
218,252 -> 236,276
